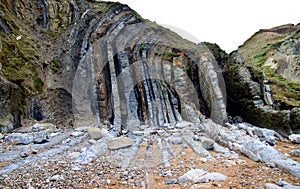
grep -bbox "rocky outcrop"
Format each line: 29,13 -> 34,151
238,24 -> 300,109
0,0 -> 229,133
224,52 -> 294,135
204,42 -> 299,135
0,77 -> 21,132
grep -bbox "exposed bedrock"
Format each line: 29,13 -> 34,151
70,4 -> 228,134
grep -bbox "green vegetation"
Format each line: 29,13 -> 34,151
162,51 -> 174,62
0,22 -> 43,94
51,57 -> 61,73
238,26 -> 300,108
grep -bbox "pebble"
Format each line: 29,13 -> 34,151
88,139 -> 97,144
71,131 -> 84,137
50,174 -> 64,181
166,179 -> 178,185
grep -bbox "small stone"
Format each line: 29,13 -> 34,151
290,149 -> 300,157
71,165 -> 82,171
20,145 -> 33,157
71,131 -> 84,137
165,170 -> 173,177
265,183 -> 282,189
50,174 -> 64,181
278,180 -> 289,187
68,152 -> 81,159
132,131 -> 144,136
236,159 -> 246,164
0,133 -> 4,139
200,158 -> 208,163
178,168 -> 207,183
223,160 -> 236,166
176,121 -> 194,128
32,123 -> 56,133
289,134 -> 300,144
199,137 -> 215,150
107,137 -> 134,150
87,127 -> 107,139
166,179 -> 178,185
167,136 -> 183,145
199,172 -> 227,181
88,139 -> 97,144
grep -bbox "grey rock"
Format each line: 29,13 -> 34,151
265,183 -> 282,189
166,179 -> 178,185
253,127 -> 276,145
274,159 -> 300,178
32,123 -> 56,133
178,168 -> 207,183
278,180 -> 289,187
50,174 -> 64,181
88,139 -> 97,144
289,134 -> 300,144
107,137 -> 134,150
5,131 -> 48,145
183,135 -> 213,158
71,131 -> 85,137
290,149 -> 300,157
199,172 -> 227,181
239,139 -> 282,164
68,152 -> 81,159
20,146 -> 33,158
87,127 -> 107,139
167,136 -> 183,145
199,136 -> 215,150
176,121 -> 194,129
285,184 -> 300,189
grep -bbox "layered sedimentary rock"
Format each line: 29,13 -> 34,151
0,1 -> 227,133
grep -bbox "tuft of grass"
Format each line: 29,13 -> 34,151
51,57 -> 61,73
162,51 -> 174,62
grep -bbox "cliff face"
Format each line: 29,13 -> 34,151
0,0 -> 227,133
238,24 -> 300,109
0,0 -> 298,135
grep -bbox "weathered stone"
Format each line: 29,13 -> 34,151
265,183 -> 282,189
50,174 -> 64,181
178,168 -> 207,183
167,136 -> 183,145
32,123 -> 56,133
71,131 -> 85,137
68,152 -> 81,159
176,121 -> 194,129
20,145 -> 33,158
199,136 -> 215,150
87,127 -> 107,139
107,137 -> 134,150
252,127 -> 276,145
5,131 -> 48,145
166,179 -> 178,185
198,172 -> 227,181
289,134 -> 300,144
274,159 -> 300,178
290,150 -> 300,157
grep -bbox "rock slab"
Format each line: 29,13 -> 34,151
107,137 -> 134,150
87,127 -> 107,139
